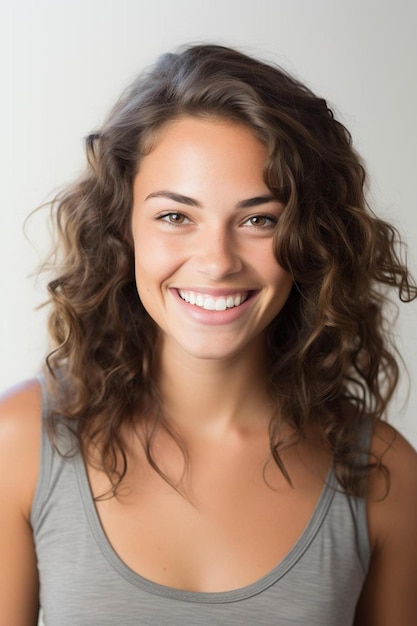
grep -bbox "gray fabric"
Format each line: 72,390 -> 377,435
31,378 -> 370,625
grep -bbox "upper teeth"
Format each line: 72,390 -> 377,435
178,290 -> 248,311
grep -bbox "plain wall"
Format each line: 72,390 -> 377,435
1,0 -> 416,451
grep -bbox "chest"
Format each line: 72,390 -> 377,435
90,440 -> 330,593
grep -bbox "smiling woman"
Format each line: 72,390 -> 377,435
0,44 -> 417,626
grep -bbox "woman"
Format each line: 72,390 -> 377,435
1,44 -> 416,625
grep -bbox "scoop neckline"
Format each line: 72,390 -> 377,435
74,450 -> 337,604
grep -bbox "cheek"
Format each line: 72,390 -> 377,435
269,265 -> 293,308
275,266 -> 293,287
260,249 -> 293,291
279,268 -> 293,291
132,235 -> 182,291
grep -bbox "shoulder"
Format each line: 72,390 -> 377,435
368,420 -> 417,512
0,380 -> 43,624
367,420 -> 417,543
0,378 -> 43,520
0,377 -> 42,416
355,421 -> 417,625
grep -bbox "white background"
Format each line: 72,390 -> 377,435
1,0 -> 416,454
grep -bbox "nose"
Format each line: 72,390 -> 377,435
192,228 -> 243,280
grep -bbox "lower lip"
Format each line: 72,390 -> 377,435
170,289 -> 257,326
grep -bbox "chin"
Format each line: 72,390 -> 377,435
169,332 -> 264,364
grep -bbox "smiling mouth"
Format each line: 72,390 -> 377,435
177,290 -> 250,311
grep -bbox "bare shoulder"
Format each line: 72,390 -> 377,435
0,379 -> 43,624
368,420 -> 417,510
0,377 -> 42,415
354,421 -> 417,625
0,378 -> 43,519
0,377 -> 43,434
366,420 -> 417,543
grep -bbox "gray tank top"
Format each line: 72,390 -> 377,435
31,379 -> 370,625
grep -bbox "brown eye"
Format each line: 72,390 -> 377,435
159,212 -> 191,225
244,215 -> 277,228
168,213 -> 185,223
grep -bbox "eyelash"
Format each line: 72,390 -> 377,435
157,212 -> 191,226
156,212 -> 278,229
243,215 -> 278,229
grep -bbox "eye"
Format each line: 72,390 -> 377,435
242,215 -> 278,229
157,212 -> 192,226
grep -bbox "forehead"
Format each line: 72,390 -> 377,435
134,116 -> 270,196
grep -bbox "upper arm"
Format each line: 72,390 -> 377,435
355,422 -> 417,626
0,379 -> 43,626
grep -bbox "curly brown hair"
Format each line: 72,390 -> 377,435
43,44 -> 416,496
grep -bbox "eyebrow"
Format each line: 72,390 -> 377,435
145,190 -> 278,209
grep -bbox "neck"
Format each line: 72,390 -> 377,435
156,338 -> 274,439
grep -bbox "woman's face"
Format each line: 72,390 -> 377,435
131,116 -> 293,363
